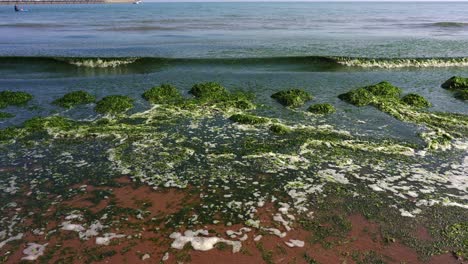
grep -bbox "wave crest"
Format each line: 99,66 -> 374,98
333,57 -> 468,69
56,58 -> 138,68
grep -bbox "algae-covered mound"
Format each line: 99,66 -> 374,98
187,82 -> 255,110
0,90 -> 33,108
23,116 -> 76,133
53,91 -> 96,108
441,76 -> 468,90
269,124 -> 290,134
365,81 -> 402,98
401,93 -> 431,108
142,84 -> 182,104
271,89 -> 313,108
338,81 -> 402,107
338,87 -> 374,106
95,95 -> 134,114
0,112 -> 14,119
229,113 -> 268,125
189,82 -> 228,100
308,103 -> 336,114
455,90 -> 468,101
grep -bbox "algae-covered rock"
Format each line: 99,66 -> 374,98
455,90 -> 468,101
271,89 -> 313,108
95,95 -> 134,114
23,116 -> 76,133
401,93 -> 431,108
0,112 -> 14,119
53,91 -> 95,108
0,90 -> 33,108
441,76 -> 468,90
142,84 -> 182,104
229,114 -> 268,125
365,81 -> 402,98
307,103 -> 336,115
189,82 -> 227,99
338,88 -> 374,106
269,124 -> 290,134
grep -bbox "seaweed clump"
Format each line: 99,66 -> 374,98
0,112 -> 14,119
441,76 -> 468,90
229,114 -> 268,125
455,90 -> 468,101
142,84 -> 182,104
338,88 -> 374,106
401,93 -> 431,108
0,90 -> 33,108
53,91 -> 96,108
365,81 -> 402,98
338,81 -> 401,107
189,82 -> 228,100
269,124 -> 290,134
95,95 -> 134,114
188,82 -> 255,110
271,89 -> 313,108
308,103 -> 336,114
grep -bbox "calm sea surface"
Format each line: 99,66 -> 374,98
1,2 -> 468,57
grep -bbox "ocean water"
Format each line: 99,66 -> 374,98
0,2 -> 467,141
1,2 -> 468,57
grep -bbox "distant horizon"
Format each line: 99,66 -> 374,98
142,0 -> 468,2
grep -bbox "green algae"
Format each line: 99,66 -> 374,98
444,222 -> 468,259
338,81 -> 401,107
455,90 -> 468,101
0,90 -> 33,108
142,84 -> 182,104
189,82 -> 228,99
401,94 -> 431,108
0,112 -> 14,119
271,89 -> 313,108
53,91 -> 95,108
441,76 -> 468,90
339,81 -> 468,149
338,88 -> 374,106
365,81 -> 402,98
229,114 -> 268,125
95,95 -> 134,114
307,103 -> 336,114
269,124 -> 290,134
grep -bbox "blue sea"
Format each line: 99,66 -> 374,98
2,2 -> 468,58
0,1 -> 466,140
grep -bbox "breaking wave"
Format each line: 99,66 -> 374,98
2,56 -> 468,69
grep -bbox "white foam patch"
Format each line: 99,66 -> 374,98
21,243 -> 47,261
170,230 -> 241,253
96,233 -> 126,245
285,239 -> 305,248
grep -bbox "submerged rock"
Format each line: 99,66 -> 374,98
271,89 -> 313,108
95,95 -> 134,114
142,84 -> 182,104
401,93 -> 431,108
307,103 -> 336,114
0,90 -> 33,109
53,90 -> 95,108
441,76 -> 468,90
